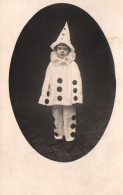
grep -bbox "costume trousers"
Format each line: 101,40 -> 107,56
52,105 -> 76,141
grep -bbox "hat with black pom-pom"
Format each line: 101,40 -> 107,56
50,21 -> 75,51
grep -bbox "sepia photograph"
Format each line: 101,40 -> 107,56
1,0 -> 123,194
9,3 -> 116,162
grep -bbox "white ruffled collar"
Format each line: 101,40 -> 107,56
50,51 -> 76,65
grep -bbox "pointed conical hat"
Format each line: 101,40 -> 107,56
50,22 -> 75,51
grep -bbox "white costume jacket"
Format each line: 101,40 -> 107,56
38,51 -> 83,106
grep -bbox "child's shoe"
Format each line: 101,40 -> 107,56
66,141 -> 75,151
50,139 -> 63,146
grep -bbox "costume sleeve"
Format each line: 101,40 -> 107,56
38,63 -> 52,104
41,64 -> 52,96
72,62 -> 83,103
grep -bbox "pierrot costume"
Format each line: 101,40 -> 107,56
38,22 -> 83,141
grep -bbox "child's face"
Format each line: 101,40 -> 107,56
56,45 -> 69,59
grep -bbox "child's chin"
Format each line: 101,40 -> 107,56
59,55 -> 64,59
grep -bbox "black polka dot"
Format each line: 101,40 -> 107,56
57,78 -> 62,83
57,96 -> 62,101
47,91 -> 50,96
74,96 -> 78,101
72,115 -> 76,120
54,124 -> 56,129
64,28 -> 66,30
71,123 -> 76,129
57,87 -> 62,92
54,132 -> 58,136
53,117 -> 55,122
73,88 -> 77,93
45,99 -> 49,104
62,33 -> 65,35
71,132 -> 76,137
72,80 -> 77,85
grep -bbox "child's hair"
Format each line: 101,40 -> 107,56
54,43 -> 71,52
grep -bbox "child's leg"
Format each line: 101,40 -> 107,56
63,105 -> 76,141
52,105 -> 64,140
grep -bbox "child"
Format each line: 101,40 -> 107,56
38,22 -> 83,150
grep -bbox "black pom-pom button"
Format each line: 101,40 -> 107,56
57,96 -> 62,101
73,88 -> 77,93
71,123 -> 76,129
47,91 -> 50,96
45,99 -> 49,104
57,87 -> 62,92
74,96 -> 78,101
54,132 -> 58,136
57,78 -> 62,83
71,132 -> 75,137
72,80 -> 77,85
72,115 -> 76,120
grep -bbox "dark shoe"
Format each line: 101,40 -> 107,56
50,139 -> 63,146
66,141 -> 75,151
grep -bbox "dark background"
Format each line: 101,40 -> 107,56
9,4 -> 116,162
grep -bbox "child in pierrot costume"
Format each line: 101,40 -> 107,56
38,22 -> 83,150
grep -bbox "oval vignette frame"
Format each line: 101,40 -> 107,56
9,3 -> 116,162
